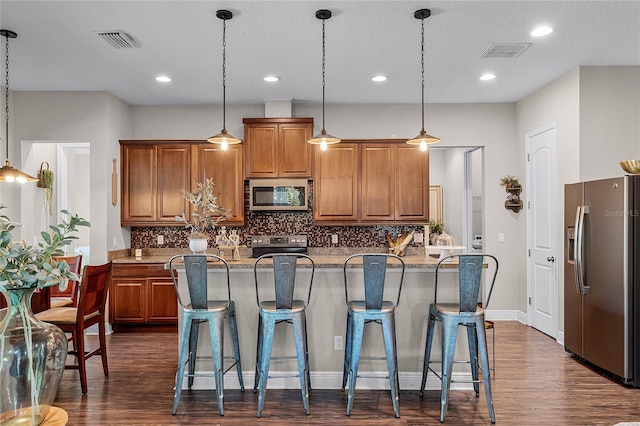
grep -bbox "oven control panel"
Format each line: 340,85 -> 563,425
251,235 -> 307,248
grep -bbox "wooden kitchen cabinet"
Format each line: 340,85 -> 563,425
192,144 -> 245,226
243,117 -> 313,178
314,140 -> 430,225
313,143 -> 359,222
110,264 -> 178,329
121,142 -> 191,226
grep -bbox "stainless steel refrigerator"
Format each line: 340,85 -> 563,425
565,176 -> 640,386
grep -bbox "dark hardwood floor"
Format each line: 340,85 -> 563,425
54,322 -> 640,425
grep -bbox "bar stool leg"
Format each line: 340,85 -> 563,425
228,303 -> 245,391
341,311 -> 353,391
188,321 -> 200,390
302,313 -> 312,392
440,317 -> 458,423
476,317 -> 496,423
419,312 -> 437,399
173,314 -> 192,415
253,314 -> 264,393
381,314 -> 400,418
466,324 -> 480,396
293,315 -> 310,415
256,315 -> 276,418
207,315 -> 225,416
346,314 -> 365,416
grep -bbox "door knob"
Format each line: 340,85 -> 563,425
547,256 -> 555,262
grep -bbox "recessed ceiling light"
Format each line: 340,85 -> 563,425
155,76 -> 171,83
531,26 -> 553,37
371,75 -> 388,82
480,73 -> 496,81
264,76 -> 280,82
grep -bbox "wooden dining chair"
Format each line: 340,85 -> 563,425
36,261 -> 112,394
49,255 -> 83,308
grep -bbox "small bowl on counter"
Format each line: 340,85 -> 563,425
620,160 -> 640,174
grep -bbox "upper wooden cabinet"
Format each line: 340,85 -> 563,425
243,118 -> 313,178
120,140 -> 245,227
192,144 -> 245,226
313,140 -> 430,225
121,142 -> 191,226
313,143 -> 359,222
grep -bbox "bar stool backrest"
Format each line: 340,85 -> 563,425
434,254 -> 499,311
253,253 -> 315,308
169,254 -> 231,310
343,253 -> 406,308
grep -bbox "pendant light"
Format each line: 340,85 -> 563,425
207,10 -> 241,151
406,9 -> 440,152
0,30 -> 36,183
307,9 -> 340,151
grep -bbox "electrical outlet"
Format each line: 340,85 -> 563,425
414,232 -> 424,243
334,336 -> 343,351
112,237 -> 117,247
498,233 -> 505,243
157,235 -> 164,245
331,234 -> 338,245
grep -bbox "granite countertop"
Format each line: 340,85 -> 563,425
110,248 -> 459,269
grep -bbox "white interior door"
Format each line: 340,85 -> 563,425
526,123 -> 558,338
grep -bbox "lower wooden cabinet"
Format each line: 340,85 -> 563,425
110,264 -> 178,328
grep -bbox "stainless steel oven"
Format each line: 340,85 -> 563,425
249,179 -> 308,211
250,234 -> 308,258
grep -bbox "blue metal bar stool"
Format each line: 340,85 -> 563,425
341,253 -> 405,418
169,254 -> 244,416
419,253 -> 499,423
252,253 -> 315,418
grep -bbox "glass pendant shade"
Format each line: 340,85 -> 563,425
0,159 -> 37,182
207,129 -> 241,151
308,129 -> 340,151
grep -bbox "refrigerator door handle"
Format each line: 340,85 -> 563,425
574,205 -> 587,294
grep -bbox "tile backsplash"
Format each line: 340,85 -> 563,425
130,181 -> 425,250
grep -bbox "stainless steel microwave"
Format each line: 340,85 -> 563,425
249,179 -> 309,211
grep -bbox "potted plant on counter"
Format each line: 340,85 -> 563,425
176,178 -> 232,253
428,218 -> 445,246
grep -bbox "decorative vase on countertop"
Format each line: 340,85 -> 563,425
188,238 -> 208,254
0,287 -> 68,425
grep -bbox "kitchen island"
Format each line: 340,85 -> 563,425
110,251 -> 484,391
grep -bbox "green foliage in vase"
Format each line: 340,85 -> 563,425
0,204 -> 90,290
428,218 -> 445,235
175,178 -> 232,239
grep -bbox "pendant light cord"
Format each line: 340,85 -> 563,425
321,16 -> 326,132
221,17 -> 227,133
420,16 -> 425,133
4,34 -> 9,160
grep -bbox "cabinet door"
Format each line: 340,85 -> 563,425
121,145 -> 157,224
278,123 -> 312,177
313,143 -> 359,222
157,145 -> 192,222
193,144 -> 245,226
148,277 -> 178,322
396,145 -> 429,221
111,278 -> 146,323
361,144 -> 395,221
245,124 -> 278,178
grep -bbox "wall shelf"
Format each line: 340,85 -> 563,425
504,184 -> 522,213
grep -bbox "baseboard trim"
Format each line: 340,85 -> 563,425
485,309 -> 527,323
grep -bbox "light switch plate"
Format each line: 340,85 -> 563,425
157,235 -> 164,245
414,232 -> 424,243
498,233 -> 505,243
331,234 -> 338,244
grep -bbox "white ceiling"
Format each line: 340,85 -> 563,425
0,0 -> 638,106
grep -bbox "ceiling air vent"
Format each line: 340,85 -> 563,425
481,43 -> 530,58
97,30 -> 139,49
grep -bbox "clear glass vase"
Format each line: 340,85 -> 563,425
0,287 -> 68,425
